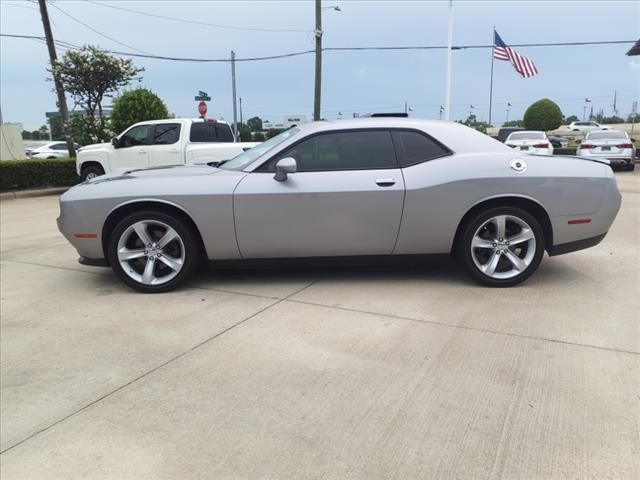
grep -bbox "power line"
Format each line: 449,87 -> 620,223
85,0 -> 311,34
47,2 -> 152,55
1,33 -> 635,63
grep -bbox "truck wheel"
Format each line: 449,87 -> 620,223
81,165 -> 104,181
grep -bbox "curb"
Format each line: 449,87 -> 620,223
0,187 -> 69,201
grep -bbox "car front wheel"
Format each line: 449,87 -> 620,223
108,211 -> 199,293
81,165 -> 104,181
460,207 -> 545,287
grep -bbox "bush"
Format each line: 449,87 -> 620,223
111,88 -> 170,134
524,99 -> 563,131
553,148 -> 577,156
0,158 -> 80,191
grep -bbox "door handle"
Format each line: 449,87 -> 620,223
169,149 -> 179,153
376,178 -> 396,187
138,149 -> 147,154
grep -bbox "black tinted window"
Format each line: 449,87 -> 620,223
120,125 -> 150,147
265,130 -> 396,172
392,130 -> 451,166
50,143 -> 67,150
152,124 -> 180,145
190,122 -> 234,142
215,124 -> 234,142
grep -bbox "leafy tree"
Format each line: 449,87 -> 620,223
247,116 -> 263,132
38,125 -> 49,139
595,115 -> 624,124
266,128 -> 284,139
523,99 -> 563,131
458,114 -> 491,133
238,124 -> 253,142
253,132 -> 266,142
111,88 -> 170,134
563,115 -> 579,125
49,116 -> 65,140
21,130 -> 33,140
51,45 -> 144,143
502,119 -> 524,127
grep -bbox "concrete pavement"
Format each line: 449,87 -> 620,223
1,171 -> 638,479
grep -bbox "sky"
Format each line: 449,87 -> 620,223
1,0 -> 639,131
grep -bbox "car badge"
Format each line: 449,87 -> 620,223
510,158 -> 527,173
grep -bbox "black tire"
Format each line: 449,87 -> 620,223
81,164 -> 105,181
627,162 -> 635,172
107,210 -> 199,293
459,206 -> 545,287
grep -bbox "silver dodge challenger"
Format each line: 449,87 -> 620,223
57,119 -> 622,293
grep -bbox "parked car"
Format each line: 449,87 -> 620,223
547,135 -> 569,149
25,141 -> 80,159
577,130 -> 636,171
76,119 -> 259,181
58,119 -> 621,293
505,131 -> 554,155
494,127 -> 524,143
566,121 -> 609,132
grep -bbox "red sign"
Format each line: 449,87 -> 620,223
198,101 -> 207,117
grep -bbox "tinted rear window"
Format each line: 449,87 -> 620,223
586,131 -> 626,140
508,132 -> 545,140
190,122 -> 234,142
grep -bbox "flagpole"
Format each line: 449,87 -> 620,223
488,26 -> 495,126
444,0 -> 453,121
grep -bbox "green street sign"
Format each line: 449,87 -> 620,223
195,90 -> 211,101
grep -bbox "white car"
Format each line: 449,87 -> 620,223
566,121 -> 609,132
25,141 -> 80,159
76,119 -> 259,181
505,131 -> 554,156
577,130 -> 636,171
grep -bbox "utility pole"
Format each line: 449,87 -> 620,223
612,89 -> 617,116
230,50 -> 238,140
313,0 -> 322,121
239,97 -> 243,126
38,0 -> 75,157
444,0 -> 454,121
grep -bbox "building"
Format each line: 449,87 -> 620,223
263,115 -> 307,130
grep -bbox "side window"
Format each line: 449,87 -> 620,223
392,130 -> 451,167
190,122 -> 224,142
152,124 -> 181,145
50,143 -> 67,150
215,124 -> 235,142
120,125 -> 150,147
261,130 -> 396,172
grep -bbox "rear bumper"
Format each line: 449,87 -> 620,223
548,233 -> 607,256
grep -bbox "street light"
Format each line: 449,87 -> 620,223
314,1 -> 341,121
506,102 -> 512,124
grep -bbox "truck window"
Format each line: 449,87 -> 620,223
189,122 -> 229,143
120,125 -> 150,147
215,124 -> 234,142
152,123 -> 181,145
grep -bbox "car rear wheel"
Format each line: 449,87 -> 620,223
460,207 -> 545,287
81,165 -> 104,181
108,211 -> 198,293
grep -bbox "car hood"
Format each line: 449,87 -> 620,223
89,164 -> 220,184
78,142 -> 111,152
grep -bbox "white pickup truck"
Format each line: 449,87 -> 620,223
76,118 -> 258,180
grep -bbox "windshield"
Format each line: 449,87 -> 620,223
221,127 -> 300,171
508,132 -> 545,140
586,131 -> 626,140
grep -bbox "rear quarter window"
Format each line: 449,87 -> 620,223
391,130 -> 452,167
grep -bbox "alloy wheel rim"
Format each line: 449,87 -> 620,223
85,172 -> 97,180
117,220 -> 185,286
470,214 -> 536,280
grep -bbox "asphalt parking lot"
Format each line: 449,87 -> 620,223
1,171 -> 639,480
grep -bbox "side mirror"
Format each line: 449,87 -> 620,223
274,157 -> 297,182
111,137 -> 119,148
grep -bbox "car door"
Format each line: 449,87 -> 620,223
112,124 -> 151,172
233,129 -> 406,258
148,123 -> 182,167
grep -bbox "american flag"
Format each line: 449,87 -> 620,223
493,30 -> 539,78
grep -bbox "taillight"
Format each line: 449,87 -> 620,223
617,143 -> 633,149
579,144 -> 595,149
533,143 -> 549,148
